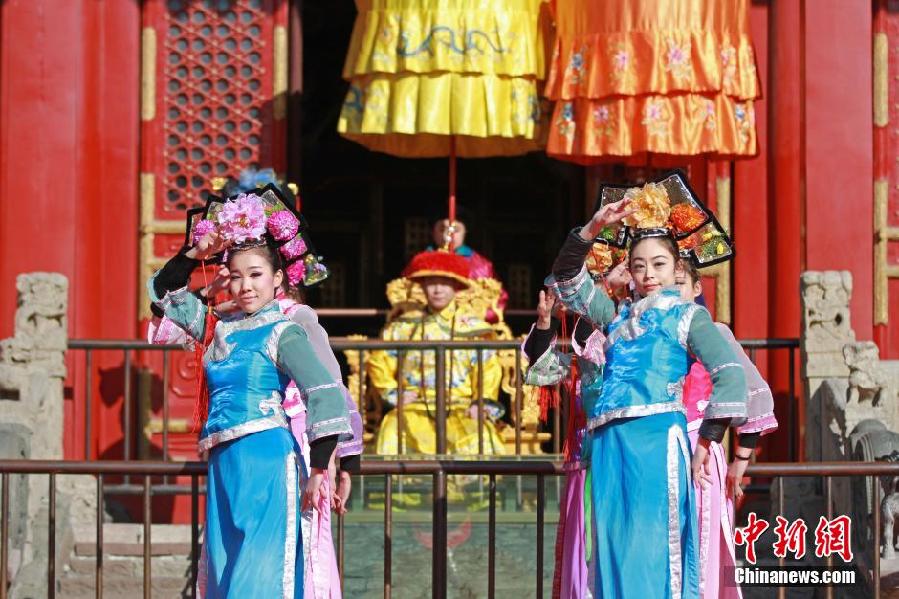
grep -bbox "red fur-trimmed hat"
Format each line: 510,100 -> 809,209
403,250 -> 471,288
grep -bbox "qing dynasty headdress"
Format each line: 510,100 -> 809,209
184,182 -> 329,288
592,171 -> 734,268
403,250 -> 472,288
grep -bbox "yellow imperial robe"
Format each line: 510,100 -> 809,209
367,301 -> 505,455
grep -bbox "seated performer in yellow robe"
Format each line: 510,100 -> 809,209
368,250 -> 505,456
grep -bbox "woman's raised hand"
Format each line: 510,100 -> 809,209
209,266 -> 241,314
605,262 -> 632,294
187,231 -> 231,261
536,290 -> 555,330
580,198 -> 636,240
205,265 -> 231,298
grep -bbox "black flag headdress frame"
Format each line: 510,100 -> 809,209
183,184 -> 329,288
592,170 -> 734,268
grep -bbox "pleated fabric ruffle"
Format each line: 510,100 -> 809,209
339,0 -> 551,157
544,0 -> 760,163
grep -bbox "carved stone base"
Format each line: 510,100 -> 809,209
0,274 -> 95,595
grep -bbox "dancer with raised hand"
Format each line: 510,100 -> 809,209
149,185 -> 352,598
549,172 -> 748,599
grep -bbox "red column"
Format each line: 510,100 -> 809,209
0,0 -> 140,338
734,1 -> 770,341
873,0 -> 895,357
0,0 -> 141,458
803,0 -> 874,341
768,0 -> 803,341
0,0 -> 82,339
764,0 -> 804,460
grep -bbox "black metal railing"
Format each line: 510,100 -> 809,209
0,459 -> 885,599
330,338 -> 535,456
737,338 -> 801,462
65,336 -> 799,465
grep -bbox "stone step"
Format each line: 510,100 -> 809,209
71,522 -> 199,565
72,523 -> 195,546
58,575 -> 191,599
65,553 -> 197,579
74,541 -> 194,558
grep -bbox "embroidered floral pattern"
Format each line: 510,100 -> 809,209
664,38 -> 693,84
735,101 -> 754,149
565,47 -> 587,89
609,42 -> 631,86
341,84 -> 365,130
705,100 -> 717,131
371,16 -> 400,68
510,81 -> 540,126
557,101 -> 576,139
359,80 -> 389,129
720,44 -> 737,89
693,97 -> 716,132
642,98 -> 670,139
741,44 -> 758,90
591,104 -> 615,138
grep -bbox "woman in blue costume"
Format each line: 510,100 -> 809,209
149,186 -> 353,598
549,174 -> 748,599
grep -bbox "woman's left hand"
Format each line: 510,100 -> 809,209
333,470 -> 352,515
205,265 -> 231,298
302,468 -> 327,513
691,440 -> 712,489
536,290 -> 555,330
605,262 -> 632,294
581,198 -> 636,240
188,231 -> 231,261
726,456 -> 751,500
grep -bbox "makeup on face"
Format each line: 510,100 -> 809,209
628,237 -> 683,297
227,250 -> 283,314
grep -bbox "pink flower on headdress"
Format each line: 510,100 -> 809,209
193,219 -> 216,244
280,234 -> 308,260
286,260 -> 306,286
267,210 -> 300,241
217,194 -> 266,243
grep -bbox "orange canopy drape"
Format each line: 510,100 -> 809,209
337,0 -> 551,158
544,0 -> 761,164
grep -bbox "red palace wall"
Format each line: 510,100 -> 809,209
0,0 -> 142,460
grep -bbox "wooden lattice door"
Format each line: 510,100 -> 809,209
135,0 -> 289,473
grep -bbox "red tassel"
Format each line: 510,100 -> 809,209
552,313 -> 579,598
192,260 -> 218,433
561,329 -> 584,464
191,307 -> 217,432
537,385 -> 559,424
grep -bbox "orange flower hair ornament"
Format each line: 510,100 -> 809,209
592,170 -> 734,268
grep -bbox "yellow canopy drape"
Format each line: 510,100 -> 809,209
338,0 -> 550,157
544,0 -> 760,164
